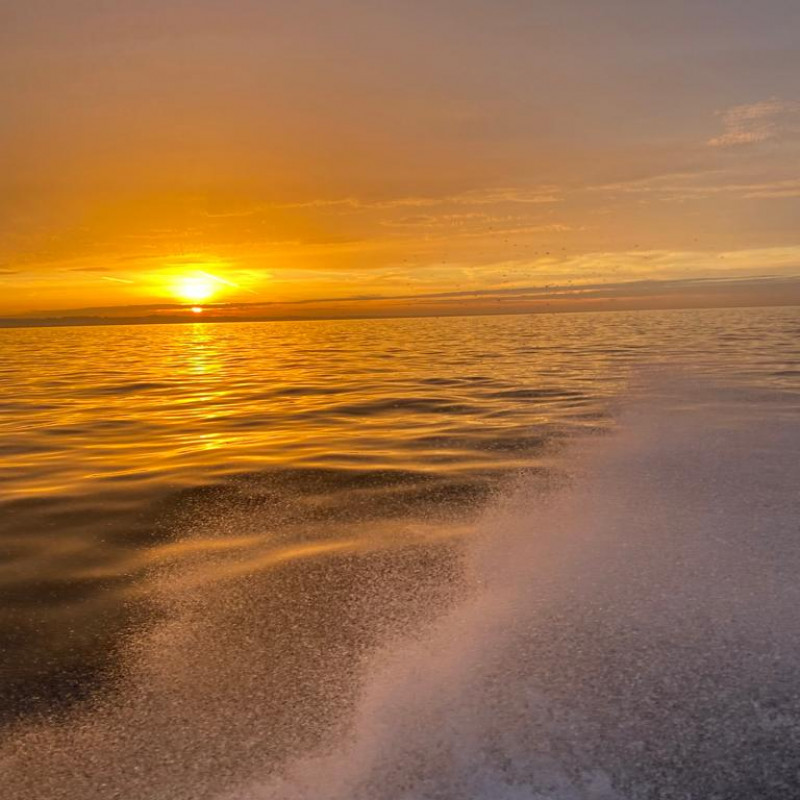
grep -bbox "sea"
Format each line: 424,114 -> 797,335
0,306 -> 799,799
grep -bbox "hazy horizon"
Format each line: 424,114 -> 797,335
4,273 -> 799,328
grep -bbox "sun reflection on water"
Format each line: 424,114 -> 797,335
1,308 -> 793,503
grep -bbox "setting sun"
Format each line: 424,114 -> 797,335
173,276 -> 217,303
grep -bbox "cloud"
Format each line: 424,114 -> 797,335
204,187 -> 562,218
708,97 -> 800,148
6,273 -> 799,327
593,175 -> 800,201
381,213 -> 573,238
294,186 -> 563,210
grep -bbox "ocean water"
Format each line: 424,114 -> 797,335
1,307 -> 799,799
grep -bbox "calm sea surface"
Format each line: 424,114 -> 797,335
1,307 -> 799,799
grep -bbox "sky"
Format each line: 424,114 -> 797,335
1,0 -> 799,322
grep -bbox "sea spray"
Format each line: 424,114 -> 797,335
2,383 -> 799,799
227,385 -> 800,799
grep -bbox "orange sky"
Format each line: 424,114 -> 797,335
2,1 -> 799,321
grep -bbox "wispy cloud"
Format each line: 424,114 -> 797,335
381,213 -> 573,239
205,187 -> 562,218
7,273 -> 799,327
708,97 -> 800,148
593,175 -> 800,201
196,271 -> 240,288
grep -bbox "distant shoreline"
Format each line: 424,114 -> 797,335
2,300 -> 798,330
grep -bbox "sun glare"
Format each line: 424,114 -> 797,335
174,276 -> 217,303
191,306 -> 203,314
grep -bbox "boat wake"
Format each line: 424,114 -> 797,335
3,381 -> 800,799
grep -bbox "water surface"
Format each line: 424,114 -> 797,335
1,307 -> 799,799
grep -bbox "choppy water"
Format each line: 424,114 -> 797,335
1,307 -> 799,799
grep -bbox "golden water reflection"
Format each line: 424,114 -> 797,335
1,307 -> 798,503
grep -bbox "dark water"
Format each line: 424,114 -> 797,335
1,308 -> 799,799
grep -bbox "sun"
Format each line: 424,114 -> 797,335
173,275 -> 217,303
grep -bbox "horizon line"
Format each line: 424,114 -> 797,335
2,297 -> 798,331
